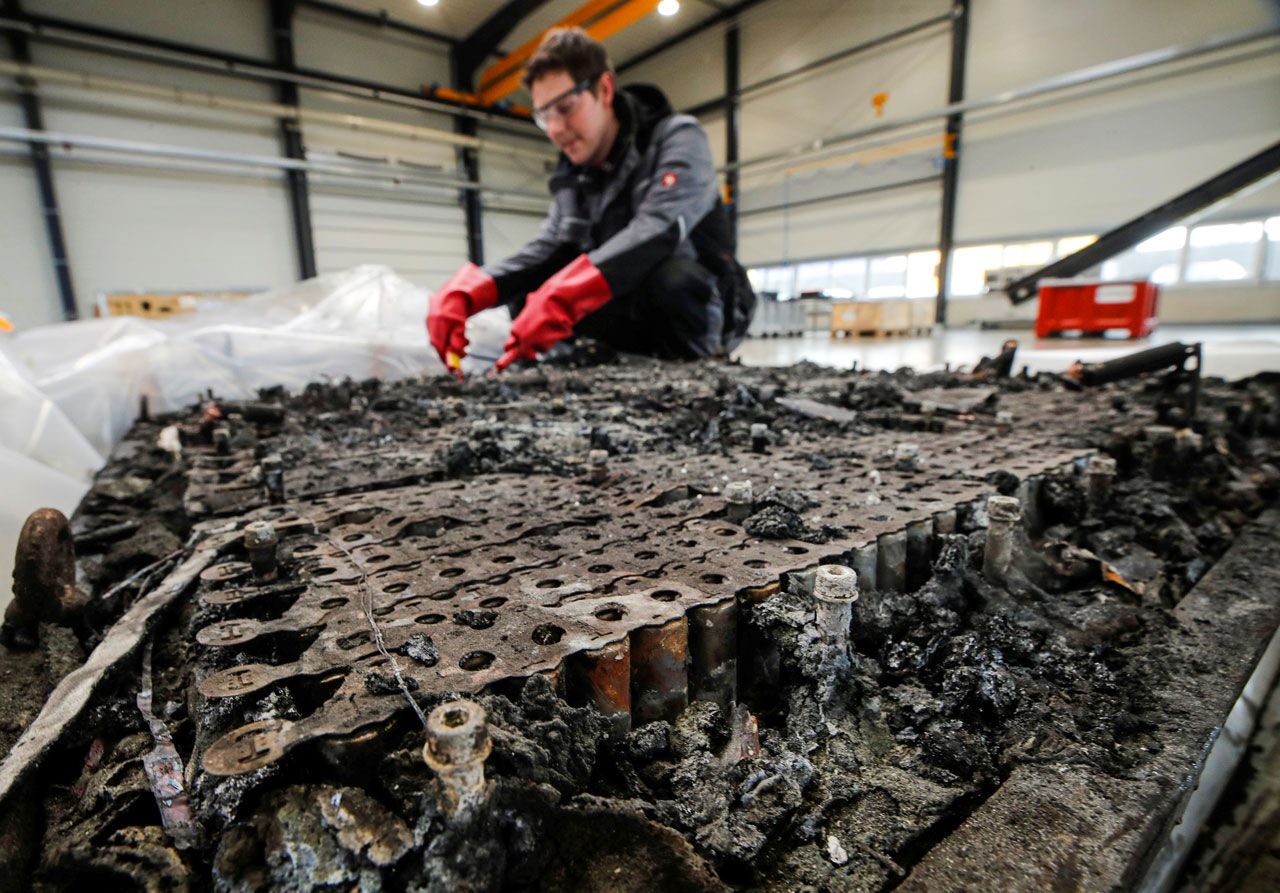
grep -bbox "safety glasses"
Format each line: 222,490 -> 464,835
531,75 -> 600,131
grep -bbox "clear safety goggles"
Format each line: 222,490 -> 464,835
532,74 -> 600,131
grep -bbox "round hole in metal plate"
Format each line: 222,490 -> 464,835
479,597 -> 507,608
532,624 -> 564,645
293,544 -> 316,554
440,568 -> 466,578
384,582 -> 410,594
595,606 -> 625,622
493,555 -> 516,564
343,533 -> 363,542
785,546 -> 809,555
415,613 -> 445,625
321,597 -> 347,609
367,554 -> 390,564
459,651 -> 494,671
588,564 -> 613,574
536,579 -> 562,590
635,551 -> 657,560
701,573 -> 727,585
745,559 -> 769,569
373,605 -> 394,617
716,528 -> 737,536
313,566 -> 336,577
651,590 -> 680,602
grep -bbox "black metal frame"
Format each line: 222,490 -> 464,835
1006,140 -> 1280,304
2,0 -> 76,320
616,0 -> 771,75
271,0 -> 317,281
449,1 -> 561,267
934,0 -> 969,327
724,23 -> 740,245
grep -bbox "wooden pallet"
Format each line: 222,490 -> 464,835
831,325 -> 934,339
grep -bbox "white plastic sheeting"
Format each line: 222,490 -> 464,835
0,265 -> 511,613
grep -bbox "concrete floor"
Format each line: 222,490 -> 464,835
733,324 -> 1280,378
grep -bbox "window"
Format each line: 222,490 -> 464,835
1056,235 -> 1097,257
795,261 -> 831,295
829,258 -> 867,297
867,255 -> 907,298
905,250 -> 940,298
1266,216 -> 1280,282
950,244 -> 1003,296
1100,226 -> 1185,285
1003,241 -> 1053,269
762,266 -> 796,299
1185,221 -> 1263,283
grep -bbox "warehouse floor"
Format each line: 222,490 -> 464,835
734,323 -> 1280,379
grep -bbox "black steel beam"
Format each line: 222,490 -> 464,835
455,0 -> 555,85
452,52 -> 485,266
0,7 -> 536,126
1006,139 -> 1280,304
271,0 -> 317,281
737,174 -> 942,218
934,0 -> 969,326
297,0 -> 454,46
2,0 -> 76,320
724,22 -> 740,245
616,0 -> 771,75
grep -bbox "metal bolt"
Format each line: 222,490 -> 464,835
423,699 -> 491,819
242,520 -> 279,583
812,565 -> 859,652
894,442 -> 920,472
1086,455 -> 1116,510
983,495 -> 1021,583
2,508 -> 77,650
213,424 -> 231,455
587,449 -> 609,484
261,454 -> 286,505
750,423 -> 769,453
996,411 -> 1014,434
724,480 -> 753,523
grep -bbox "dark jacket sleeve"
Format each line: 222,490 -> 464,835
587,115 -> 719,298
482,197 -> 578,306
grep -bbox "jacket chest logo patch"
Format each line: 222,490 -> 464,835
661,171 -> 678,188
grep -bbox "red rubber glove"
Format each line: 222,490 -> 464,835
495,254 -> 612,370
426,263 -> 498,371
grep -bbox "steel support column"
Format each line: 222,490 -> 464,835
270,0 -> 317,280
934,0 -> 969,327
724,23 -> 740,245
3,0 -> 76,320
452,53 -> 485,266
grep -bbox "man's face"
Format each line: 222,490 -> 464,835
530,69 -> 615,167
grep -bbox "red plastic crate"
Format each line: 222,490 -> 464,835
1035,279 -> 1159,339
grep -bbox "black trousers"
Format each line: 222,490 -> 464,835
572,257 -> 725,359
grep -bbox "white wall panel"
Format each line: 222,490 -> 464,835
619,25 -> 724,113
51,164 -> 294,311
739,178 -> 941,265
956,47 -> 1280,242
310,190 -> 467,289
27,0 -> 272,59
483,210 -> 547,271
965,0 -> 1280,97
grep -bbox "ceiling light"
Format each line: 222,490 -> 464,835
417,0 -> 439,7
657,0 -> 680,16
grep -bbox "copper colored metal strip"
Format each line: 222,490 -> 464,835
568,638 -> 632,735
631,616 -> 689,726
689,600 -> 737,712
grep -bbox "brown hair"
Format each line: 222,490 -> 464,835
522,27 -> 612,90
